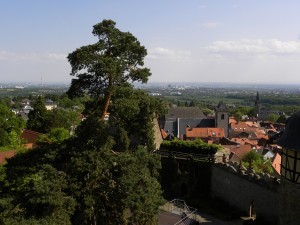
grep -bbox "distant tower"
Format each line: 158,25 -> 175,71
254,92 -> 260,118
215,101 -> 229,138
39,77 -> 44,87
277,111 -> 300,225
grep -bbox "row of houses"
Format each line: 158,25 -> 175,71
12,98 -> 58,120
158,105 -> 284,175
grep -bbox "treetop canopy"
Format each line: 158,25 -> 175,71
67,19 -> 150,98
67,19 -> 151,119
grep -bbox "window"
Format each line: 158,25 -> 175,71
221,114 -> 225,120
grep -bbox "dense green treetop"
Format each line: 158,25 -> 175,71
160,139 -> 222,155
0,103 -> 25,147
230,106 -> 255,121
44,108 -> 82,133
109,87 -> 165,151
242,151 -> 273,174
27,97 -> 82,134
267,113 -> 280,123
37,128 -> 71,144
0,118 -> 163,225
0,19 -> 163,225
67,19 -> 151,119
80,86 -> 165,152
0,97 -> 12,108
26,96 -> 48,133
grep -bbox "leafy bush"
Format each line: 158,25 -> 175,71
160,139 -> 221,155
242,151 -> 273,174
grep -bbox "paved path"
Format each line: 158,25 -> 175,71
159,202 -> 242,225
158,211 -> 182,225
158,211 -> 241,225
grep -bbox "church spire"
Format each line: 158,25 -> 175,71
255,91 -> 260,105
254,92 -> 260,118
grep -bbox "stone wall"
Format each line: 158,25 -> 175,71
279,179 -> 300,225
160,156 -> 212,199
211,162 -> 280,224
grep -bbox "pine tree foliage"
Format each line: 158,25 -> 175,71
0,103 -> 25,147
160,139 -> 222,155
67,19 -> 151,119
0,19 -> 164,225
0,117 -> 163,224
26,96 -> 48,133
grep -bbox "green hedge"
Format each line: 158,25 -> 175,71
160,139 -> 221,155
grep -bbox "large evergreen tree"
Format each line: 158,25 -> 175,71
26,96 -> 48,133
0,19 -> 164,225
67,19 -> 151,120
0,118 -> 163,225
109,87 -> 165,151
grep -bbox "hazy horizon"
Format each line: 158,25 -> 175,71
2,81 -> 300,89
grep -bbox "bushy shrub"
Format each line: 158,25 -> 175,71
160,139 -> 221,155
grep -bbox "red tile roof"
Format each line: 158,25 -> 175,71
245,121 -> 259,128
21,129 -> 42,148
272,153 -> 281,175
230,121 -> 259,132
229,117 -> 237,124
228,145 -> 253,161
186,127 -> 225,138
230,138 -> 258,146
0,150 -> 16,164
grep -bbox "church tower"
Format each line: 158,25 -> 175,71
215,101 -> 229,138
277,111 -> 300,225
254,91 -> 260,118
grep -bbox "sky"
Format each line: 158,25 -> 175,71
1,0 -> 300,84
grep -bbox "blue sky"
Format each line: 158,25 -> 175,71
1,0 -> 300,84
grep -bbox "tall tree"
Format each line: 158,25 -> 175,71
27,96 -> 48,133
67,19 -> 151,120
0,118 -> 163,225
109,87 -> 165,151
0,103 -> 25,147
0,20 -> 163,225
44,108 -> 82,133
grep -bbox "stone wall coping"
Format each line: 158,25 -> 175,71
214,161 -> 280,190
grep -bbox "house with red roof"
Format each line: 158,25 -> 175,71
21,129 -> 42,148
159,104 -> 230,141
185,127 -> 225,143
272,153 -> 281,175
227,145 -> 253,163
0,150 -> 17,164
0,129 -> 42,164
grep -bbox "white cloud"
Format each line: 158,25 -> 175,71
207,39 -> 300,55
147,47 -> 191,61
46,53 -> 67,61
0,51 -> 67,61
269,39 -> 300,53
202,22 -> 219,29
0,51 -> 26,60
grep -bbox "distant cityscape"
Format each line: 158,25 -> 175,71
2,81 -> 300,90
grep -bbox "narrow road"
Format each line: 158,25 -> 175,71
159,202 -> 242,225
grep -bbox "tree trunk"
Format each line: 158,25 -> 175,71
101,91 -> 112,120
